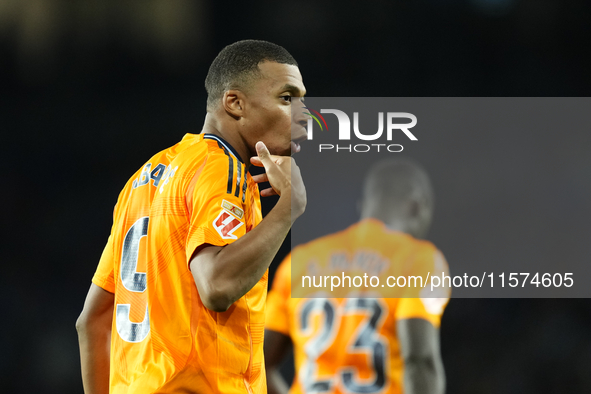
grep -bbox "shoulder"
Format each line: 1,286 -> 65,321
192,135 -> 244,177
163,134 -> 240,187
415,238 -> 445,261
414,238 -> 439,254
408,238 -> 448,273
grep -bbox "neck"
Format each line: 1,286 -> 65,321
202,112 -> 250,167
371,216 -> 407,233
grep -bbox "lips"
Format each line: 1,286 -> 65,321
291,134 -> 307,154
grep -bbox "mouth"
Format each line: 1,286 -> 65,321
291,135 -> 307,154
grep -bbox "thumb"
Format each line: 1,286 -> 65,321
256,141 -> 274,168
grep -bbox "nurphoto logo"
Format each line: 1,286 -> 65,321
304,108 -> 418,153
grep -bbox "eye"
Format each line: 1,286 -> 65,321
281,95 -> 292,103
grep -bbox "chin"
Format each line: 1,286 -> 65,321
263,140 -> 291,157
271,145 -> 291,157
265,146 -> 279,156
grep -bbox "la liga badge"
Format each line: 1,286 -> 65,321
213,211 -> 244,240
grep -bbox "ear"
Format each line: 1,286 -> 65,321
408,199 -> 421,218
222,90 -> 245,119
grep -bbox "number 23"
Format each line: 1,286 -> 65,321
299,298 -> 387,393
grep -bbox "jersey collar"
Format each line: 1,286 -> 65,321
202,133 -> 244,163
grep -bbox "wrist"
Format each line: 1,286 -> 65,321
275,194 -> 305,225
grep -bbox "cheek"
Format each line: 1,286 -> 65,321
266,108 -> 292,130
278,107 -> 293,128
248,106 -> 291,140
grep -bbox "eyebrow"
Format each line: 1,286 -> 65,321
279,84 -> 306,97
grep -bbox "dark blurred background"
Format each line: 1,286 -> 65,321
1,0 -> 591,393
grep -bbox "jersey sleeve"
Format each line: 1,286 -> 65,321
92,233 -> 116,293
265,255 -> 292,336
395,248 -> 450,328
185,153 -> 248,263
92,197 -> 123,294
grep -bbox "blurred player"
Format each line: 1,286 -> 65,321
76,40 -> 308,393
265,159 -> 450,394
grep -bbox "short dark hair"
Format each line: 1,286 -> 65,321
205,40 -> 298,110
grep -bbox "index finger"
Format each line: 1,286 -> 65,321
255,141 -> 273,167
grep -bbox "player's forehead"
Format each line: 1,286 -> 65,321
256,61 -> 306,96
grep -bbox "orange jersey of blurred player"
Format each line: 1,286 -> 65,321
265,219 -> 450,394
92,133 -> 266,393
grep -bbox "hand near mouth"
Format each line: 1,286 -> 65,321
250,141 -> 307,221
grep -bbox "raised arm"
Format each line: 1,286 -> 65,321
76,283 -> 114,394
397,318 -> 445,394
190,141 -> 306,312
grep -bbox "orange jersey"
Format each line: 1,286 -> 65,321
266,219 -> 450,394
92,133 -> 266,393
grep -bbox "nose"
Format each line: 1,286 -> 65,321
292,99 -> 308,128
